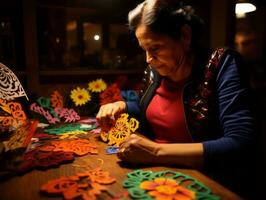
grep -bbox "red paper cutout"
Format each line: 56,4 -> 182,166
18,150 -> 75,172
99,84 -> 123,105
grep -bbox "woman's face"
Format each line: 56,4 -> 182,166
135,25 -> 189,79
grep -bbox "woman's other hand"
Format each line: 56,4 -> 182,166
117,134 -> 159,164
96,101 -> 126,131
117,134 -> 204,168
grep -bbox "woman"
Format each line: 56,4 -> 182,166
97,0 -> 257,197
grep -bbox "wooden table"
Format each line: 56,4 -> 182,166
0,134 -> 243,200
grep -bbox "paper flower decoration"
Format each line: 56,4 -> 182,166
123,170 -> 220,200
70,87 -> 91,106
100,113 -> 139,146
0,63 -> 28,100
88,79 -> 107,93
140,178 -> 196,200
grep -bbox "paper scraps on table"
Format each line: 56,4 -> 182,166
90,127 -> 101,134
38,138 -> 98,156
78,117 -> 97,124
0,99 -> 27,130
3,120 -> 38,151
106,146 -> 119,154
37,122 -> 49,128
32,133 -> 58,140
41,167 -> 116,200
44,123 -> 96,135
123,169 -> 220,200
0,63 -> 29,100
57,130 -> 88,140
100,113 -> 139,146
18,150 -> 75,173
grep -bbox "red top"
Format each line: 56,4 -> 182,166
146,78 -> 192,143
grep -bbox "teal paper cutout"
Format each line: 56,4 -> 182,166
37,97 -> 58,117
44,123 -> 96,135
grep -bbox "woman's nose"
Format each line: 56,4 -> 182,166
146,51 -> 154,64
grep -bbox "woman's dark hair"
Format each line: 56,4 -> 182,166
128,0 -> 204,48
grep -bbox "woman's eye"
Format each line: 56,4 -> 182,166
150,46 -> 159,52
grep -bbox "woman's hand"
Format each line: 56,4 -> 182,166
117,134 -> 204,168
96,101 -> 126,131
117,134 -> 160,164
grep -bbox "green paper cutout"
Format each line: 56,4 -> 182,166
123,169 -> 220,200
37,97 -> 58,117
44,124 -> 96,135
37,97 -> 51,109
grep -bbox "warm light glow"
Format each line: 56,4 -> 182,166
235,3 -> 256,18
56,37 -> 60,43
94,34 -> 100,40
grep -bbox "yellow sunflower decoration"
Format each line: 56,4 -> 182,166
88,79 -> 107,93
70,87 -> 91,106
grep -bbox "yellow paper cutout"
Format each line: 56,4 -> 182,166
58,130 -> 88,139
101,113 -> 139,146
0,99 -> 12,113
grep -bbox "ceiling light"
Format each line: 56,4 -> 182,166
235,2 -> 256,18
94,35 -> 100,41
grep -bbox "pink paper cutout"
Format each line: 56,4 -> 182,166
30,103 -> 60,124
54,107 -> 80,123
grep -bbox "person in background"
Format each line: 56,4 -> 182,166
97,0 -> 259,198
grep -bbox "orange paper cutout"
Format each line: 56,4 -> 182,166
41,167 -> 116,200
140,178 -> 196,200
50,90 -> 64,109
0,116 -> 14,127
8,102 -> 27,121
39,138 -> 98,156
0,100 -> 27,128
